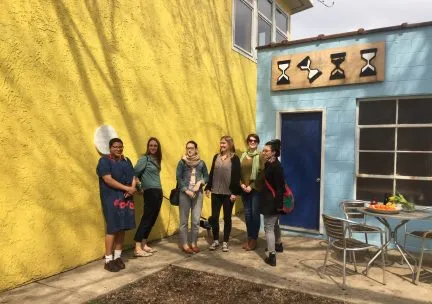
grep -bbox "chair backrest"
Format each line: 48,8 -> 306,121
339,200 -> 368,220
322,214 -> 346,240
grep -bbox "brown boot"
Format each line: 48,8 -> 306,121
242,239 -> 251,250
246,239 -> 257,251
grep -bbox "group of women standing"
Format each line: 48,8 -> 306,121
96,134 -> 286,272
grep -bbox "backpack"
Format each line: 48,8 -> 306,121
264,179 -> 295,214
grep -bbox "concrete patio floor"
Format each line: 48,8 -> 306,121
1,216 -> 432,304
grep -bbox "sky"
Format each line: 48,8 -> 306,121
291,0 -> 432,40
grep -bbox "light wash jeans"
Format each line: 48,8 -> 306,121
242,190 -> 261,240
179,191 -> 203,246
263,215 -> 281,253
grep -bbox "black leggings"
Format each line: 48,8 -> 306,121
210,193 -> 234,242
134,188 -> 163,242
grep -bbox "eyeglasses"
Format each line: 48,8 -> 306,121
186,146 -> 196,150
248,139 -> 257,143
262,149 -> 271,152
111,145 -> 123,150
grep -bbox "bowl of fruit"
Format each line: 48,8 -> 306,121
366,201 -> 400,214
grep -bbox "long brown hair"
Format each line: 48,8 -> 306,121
145,137 -> 162,164
220,135 -> 235,158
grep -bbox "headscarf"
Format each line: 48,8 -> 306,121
240,150 -> 260,180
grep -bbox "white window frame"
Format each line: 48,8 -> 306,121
355,96 -> 432,205
232,0 -> 290,61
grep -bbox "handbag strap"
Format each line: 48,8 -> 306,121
264,178 -> 276,198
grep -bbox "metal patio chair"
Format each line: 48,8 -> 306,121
321,214 -> 386,289
339,200 -> 382,244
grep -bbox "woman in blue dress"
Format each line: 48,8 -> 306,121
96,138 -> 137,272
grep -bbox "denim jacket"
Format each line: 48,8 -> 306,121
176,159 -> 209,193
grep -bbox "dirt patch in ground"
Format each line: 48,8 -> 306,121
90,265 -> 346,304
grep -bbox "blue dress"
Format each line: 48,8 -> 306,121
96,156 -> 136,234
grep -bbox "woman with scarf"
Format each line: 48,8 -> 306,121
240,133 -> 262,251
176,140 -> 209,254
260,139 -> 285,267
133,137 -> 163,257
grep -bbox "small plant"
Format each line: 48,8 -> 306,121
388,193 -> 416,211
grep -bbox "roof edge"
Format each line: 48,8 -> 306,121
288,0 -> 313,15
257,20 -> 432,50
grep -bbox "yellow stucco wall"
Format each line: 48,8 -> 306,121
0,0 -> 258,291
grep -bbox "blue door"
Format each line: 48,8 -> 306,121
280,112 -> 322,231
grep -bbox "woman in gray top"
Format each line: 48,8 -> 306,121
205,136 -> 241,252
176,140 -> 209,254
133,137 -> 163,257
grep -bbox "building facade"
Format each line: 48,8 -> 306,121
256,22 -> 432,249
0,0 -> 311,292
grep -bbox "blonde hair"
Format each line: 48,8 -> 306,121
220,135 -> 235,157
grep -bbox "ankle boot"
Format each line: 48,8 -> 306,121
275,242 -> 283,253
265,252 -> 276,266
246,239 -> 257,251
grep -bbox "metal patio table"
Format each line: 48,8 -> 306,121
359,207 -> 432,282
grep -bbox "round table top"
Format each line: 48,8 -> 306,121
360,207 -> 432,220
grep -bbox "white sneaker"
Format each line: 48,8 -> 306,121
209,241 -> 219,250
222,242 -> 229,252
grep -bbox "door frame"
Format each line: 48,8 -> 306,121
275,108 -> 326,234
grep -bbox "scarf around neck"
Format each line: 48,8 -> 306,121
182,153 -> 201,168
240,150 -> 260,180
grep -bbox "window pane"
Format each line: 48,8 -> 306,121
258,0 -> 272,20
276,8 -> 288,33
359,128 -> 394,150
356,177 -> 393,202
359,152 -> 394,175
276,30 -> 286,43
397,153 -> 432,177
398,98 -> 432,124
258,17 -> 271,46
396,180 -> 432,206
398,127 -> 432,151
358,100 -> 396,125
234,0 -> 253,53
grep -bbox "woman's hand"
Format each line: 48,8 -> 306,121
126,186 -> 137,196
230,194 -> 237,202
192,181 -> 202,192
241,183 -> 247,191
245,186 -> 252,193
185,190 -> 195,198
205,190 -> 211,198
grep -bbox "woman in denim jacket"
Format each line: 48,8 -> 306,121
176,140 -> 209,254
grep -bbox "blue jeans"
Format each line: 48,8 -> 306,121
242,190 -> 261,240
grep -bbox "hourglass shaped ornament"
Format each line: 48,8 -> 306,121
297,56 -> 322,83
329,52 -> 346,80
276,60 -> 291,85
360,48 -> 378,77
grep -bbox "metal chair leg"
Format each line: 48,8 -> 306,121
365,232 -> 368,244
414,237 -> 426,285
321,243 -> 330,277
352,251 -> 358,272
342,249 -> 347,290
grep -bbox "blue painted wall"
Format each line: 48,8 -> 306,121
257,25 -> 432,250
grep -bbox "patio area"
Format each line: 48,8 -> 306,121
1,216 -> 431,304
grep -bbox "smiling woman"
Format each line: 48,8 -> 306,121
96,138 -> 137,272
133,137 -> 163,257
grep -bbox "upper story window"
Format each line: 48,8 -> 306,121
233,0 -> 290,60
